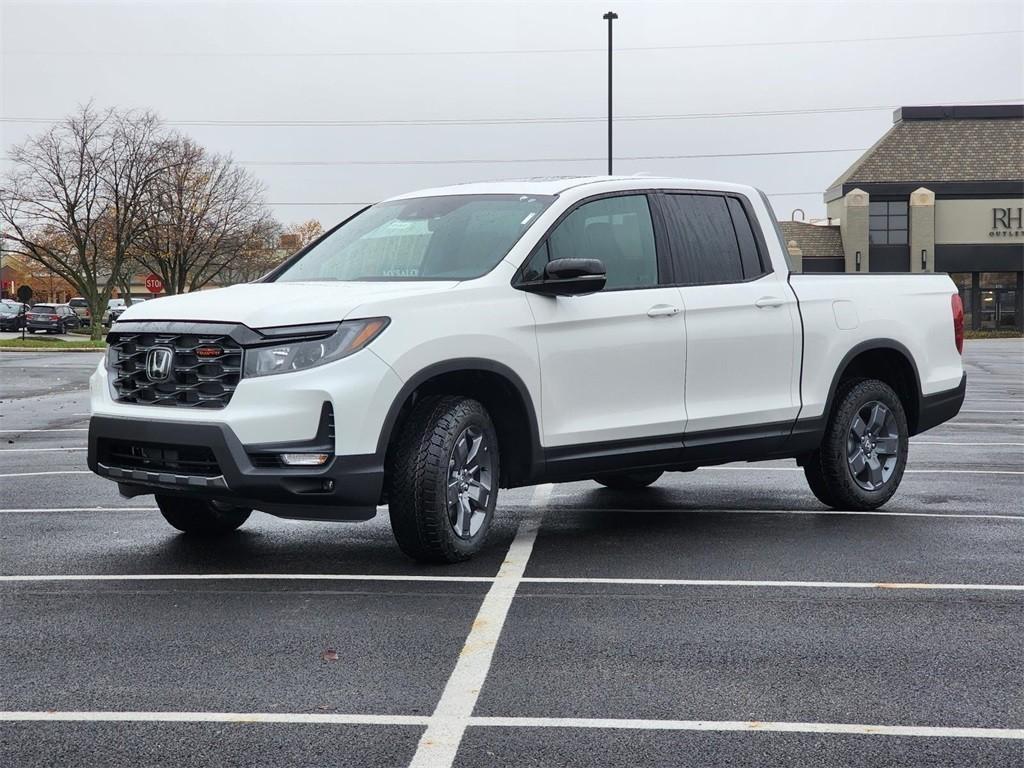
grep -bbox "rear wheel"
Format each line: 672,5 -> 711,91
387,395 -> 499,563
156,495 -> 251,535
803,379 -> 908,510
594,470 -> 663,490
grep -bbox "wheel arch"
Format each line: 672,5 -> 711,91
377,358 -> 543,487
824,339 -> 923,434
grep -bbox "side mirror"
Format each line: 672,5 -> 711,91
521,258 -> 607,297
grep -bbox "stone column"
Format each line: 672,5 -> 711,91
840,188 -> 869,273
910,187 -> 935,273
786,240 -> 803,273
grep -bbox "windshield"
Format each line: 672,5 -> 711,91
273,194 -> 554,283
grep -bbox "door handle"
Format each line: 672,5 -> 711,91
647,304 -> 681,317
754,296 -> 785,309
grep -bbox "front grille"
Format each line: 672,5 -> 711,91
109,332 -> 243,408
98,438 -> 221,477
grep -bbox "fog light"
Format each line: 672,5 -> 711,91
280,453 -> 330,466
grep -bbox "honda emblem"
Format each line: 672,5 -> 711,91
146,347 -> 174,382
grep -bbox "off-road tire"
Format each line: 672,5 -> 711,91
803,378 -> 908,510
594,470 -> 663,489
156,495 -> 252,535
387,395 -> 500,563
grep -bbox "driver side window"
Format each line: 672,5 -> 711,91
528,195 -> 659,290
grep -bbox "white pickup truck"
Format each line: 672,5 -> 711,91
88,176 -> 966,562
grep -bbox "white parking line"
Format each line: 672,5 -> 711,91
2,506 -> 1021,521
704,467 -> 1024,476
0,507 -> 156,513
0,710 -> 429,726
911,441 -> 1024,446
0,447 -> 86,452
518,578 -> 1024,592
468,716 -> 1024,740
0,711 -> 1019,740
551,508 -> 1024,521
0,573 -> 493,583
946,422 -> 1024,427
3,573 -> 1021,592
0,470 -> 92,478
408,518 -> 541,768
0,428 -> 88,433
959,409 -> 1024,414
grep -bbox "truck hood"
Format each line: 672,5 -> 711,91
116,281 -> 459,329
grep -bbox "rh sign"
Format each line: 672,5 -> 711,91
145,274 -> 164,294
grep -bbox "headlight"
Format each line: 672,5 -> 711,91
243,317 -> 389,378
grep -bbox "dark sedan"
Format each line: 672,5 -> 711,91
25,304 -> 80,334
0,300 -> 28,330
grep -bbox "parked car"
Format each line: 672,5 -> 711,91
102,298 -> 125,326
0,299 -> 29,330
88,177 -> 966,562
26,303 -> 80,334
67,297 -> 92,322
104,298 -> 143,326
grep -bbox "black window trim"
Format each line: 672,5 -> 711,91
510,189 -> 672,294
651,189 -> 776,288
868,198 -> 909,246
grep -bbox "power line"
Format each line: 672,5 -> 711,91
3,98 -> 1020,128
3,28 -> 1019,57
237,148 -> 866,167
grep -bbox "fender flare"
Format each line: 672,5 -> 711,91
820,338 -> 923,430
374,357 -> 544,481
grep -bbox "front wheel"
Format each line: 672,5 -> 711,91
156,495 -> 251,535
387,395 -> 500,563
804,379 -> 908,510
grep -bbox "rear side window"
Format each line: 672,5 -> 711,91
661,194 -> 743,284
727,197 -> 767,279
546,195 -> 658,290
662,193 -> 769,284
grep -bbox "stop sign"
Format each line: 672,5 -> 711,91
145,274 -> 164,294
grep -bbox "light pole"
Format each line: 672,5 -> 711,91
603,11 -> 618,175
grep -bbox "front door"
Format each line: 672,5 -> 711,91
523,193 -> 687,448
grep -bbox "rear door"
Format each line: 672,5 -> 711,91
522,193 -> 687,448
657,192 -> 800,438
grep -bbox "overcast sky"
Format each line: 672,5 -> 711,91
2,0 -> 1022,227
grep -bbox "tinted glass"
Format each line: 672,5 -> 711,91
888,201 -> 908,215
32,305 -> 56,313
547,195 -> 658,290
726,197 -> 765,279
275,194 -> 554,282
663,194 -> 743,284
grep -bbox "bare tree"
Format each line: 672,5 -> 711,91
282,218 -> 323,252
133,136 -> 273,294
0,104 -> 166,339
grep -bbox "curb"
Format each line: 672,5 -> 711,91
0,347 -> 104,353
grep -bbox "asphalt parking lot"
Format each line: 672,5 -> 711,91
1,340 -> 1022,767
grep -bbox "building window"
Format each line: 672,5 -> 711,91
950,272 -> 973,328
869,201 -> 908,245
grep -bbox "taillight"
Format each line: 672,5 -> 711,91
951,293 -> 964,355
50,314 -> 59,320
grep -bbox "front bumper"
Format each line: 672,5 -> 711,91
87,414 -> 383,521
